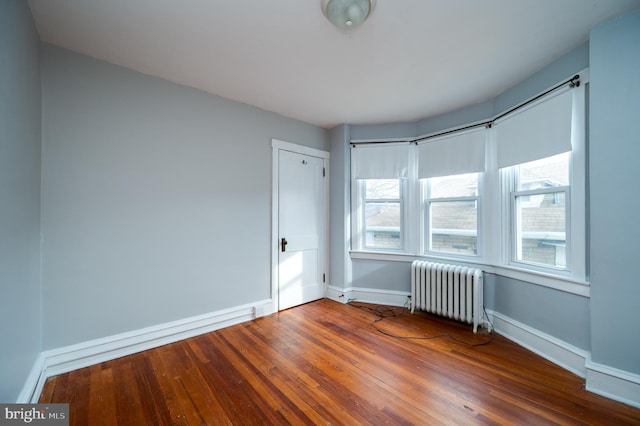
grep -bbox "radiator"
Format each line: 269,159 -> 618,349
410,260 -> 484,333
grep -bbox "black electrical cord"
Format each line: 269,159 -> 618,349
348,302 -> 494,347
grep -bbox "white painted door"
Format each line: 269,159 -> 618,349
278,149 -> 325,310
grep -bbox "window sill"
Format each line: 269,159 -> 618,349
349,251 -> 590,297
491,265 -> 590,297
350,251 -> 415,262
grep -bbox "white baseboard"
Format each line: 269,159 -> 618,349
325,285 -> 351,304
586,358 -> 640,409
326,285 -> 410,307
23,299 -> 273,403
478,310 -> 640,408
17,353 -> 46,403
487,309 -> 589,378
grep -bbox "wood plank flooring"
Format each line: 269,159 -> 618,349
40,299 -> 640,425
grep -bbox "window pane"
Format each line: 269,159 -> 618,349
516,191 -> 566,268
365,202 -> 401,249
430,173 -> 478,198
517,152 -> 569,191
365,179 -> 399,199
363,179 -> 402,250
430,201 -> 477,255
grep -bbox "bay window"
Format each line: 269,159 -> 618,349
350,71 -> 587,288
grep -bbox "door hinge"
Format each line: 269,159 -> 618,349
323,167 -> 325,177
323,273 -> 326,283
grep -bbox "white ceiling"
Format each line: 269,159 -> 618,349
28,0 -> 640,129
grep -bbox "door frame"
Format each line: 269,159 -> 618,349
271,139 -> 330,312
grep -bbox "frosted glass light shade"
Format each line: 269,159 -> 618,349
322,0 -> 375,30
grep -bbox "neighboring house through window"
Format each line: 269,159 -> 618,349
423,172 -> 479,256
512,153 -> 569,268
363,179 -> 403,250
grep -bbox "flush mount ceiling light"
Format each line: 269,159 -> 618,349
321,0 -> 376,30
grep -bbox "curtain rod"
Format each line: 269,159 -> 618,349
491,74 -> 580,124
410,74 -> 580,144
352,74 -> 580,147
350,139 -> 412,146
409,121 -> 490,144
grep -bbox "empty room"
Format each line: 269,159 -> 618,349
2,0 -> 640,424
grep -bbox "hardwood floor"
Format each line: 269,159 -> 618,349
40,299 -> 640,425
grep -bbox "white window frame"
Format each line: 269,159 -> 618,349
352,178 -> 408,253
507,163 -> 571,272
421,173 -> 483,260
496,70 -> 587,286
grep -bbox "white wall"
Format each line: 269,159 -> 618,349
0,0 -> 42,402
41,45 -> 328,349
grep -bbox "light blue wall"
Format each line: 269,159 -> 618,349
349,122 -> 417,141
487,275 -> 591,349
41,45 -> 328,349
0,0 -> 42,402
334,42 -> 593,351
351,259 -> 411,292
329,124 -> 351,289
417,100 -> 493,136
589,9 -> 640,374
493,42 -> 589,115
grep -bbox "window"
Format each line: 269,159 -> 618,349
351,143 -> 409,252
423,173 -> 480,256
511,153 -> 569,269
350,71 -> 587,288
362,179 -> 403,250
495,80 -> 586,281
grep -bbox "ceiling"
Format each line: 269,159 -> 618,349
28,0 -> 640,129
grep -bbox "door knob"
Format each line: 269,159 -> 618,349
281,237 -> 288,252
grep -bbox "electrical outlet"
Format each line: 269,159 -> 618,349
253,305 -> 266,318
